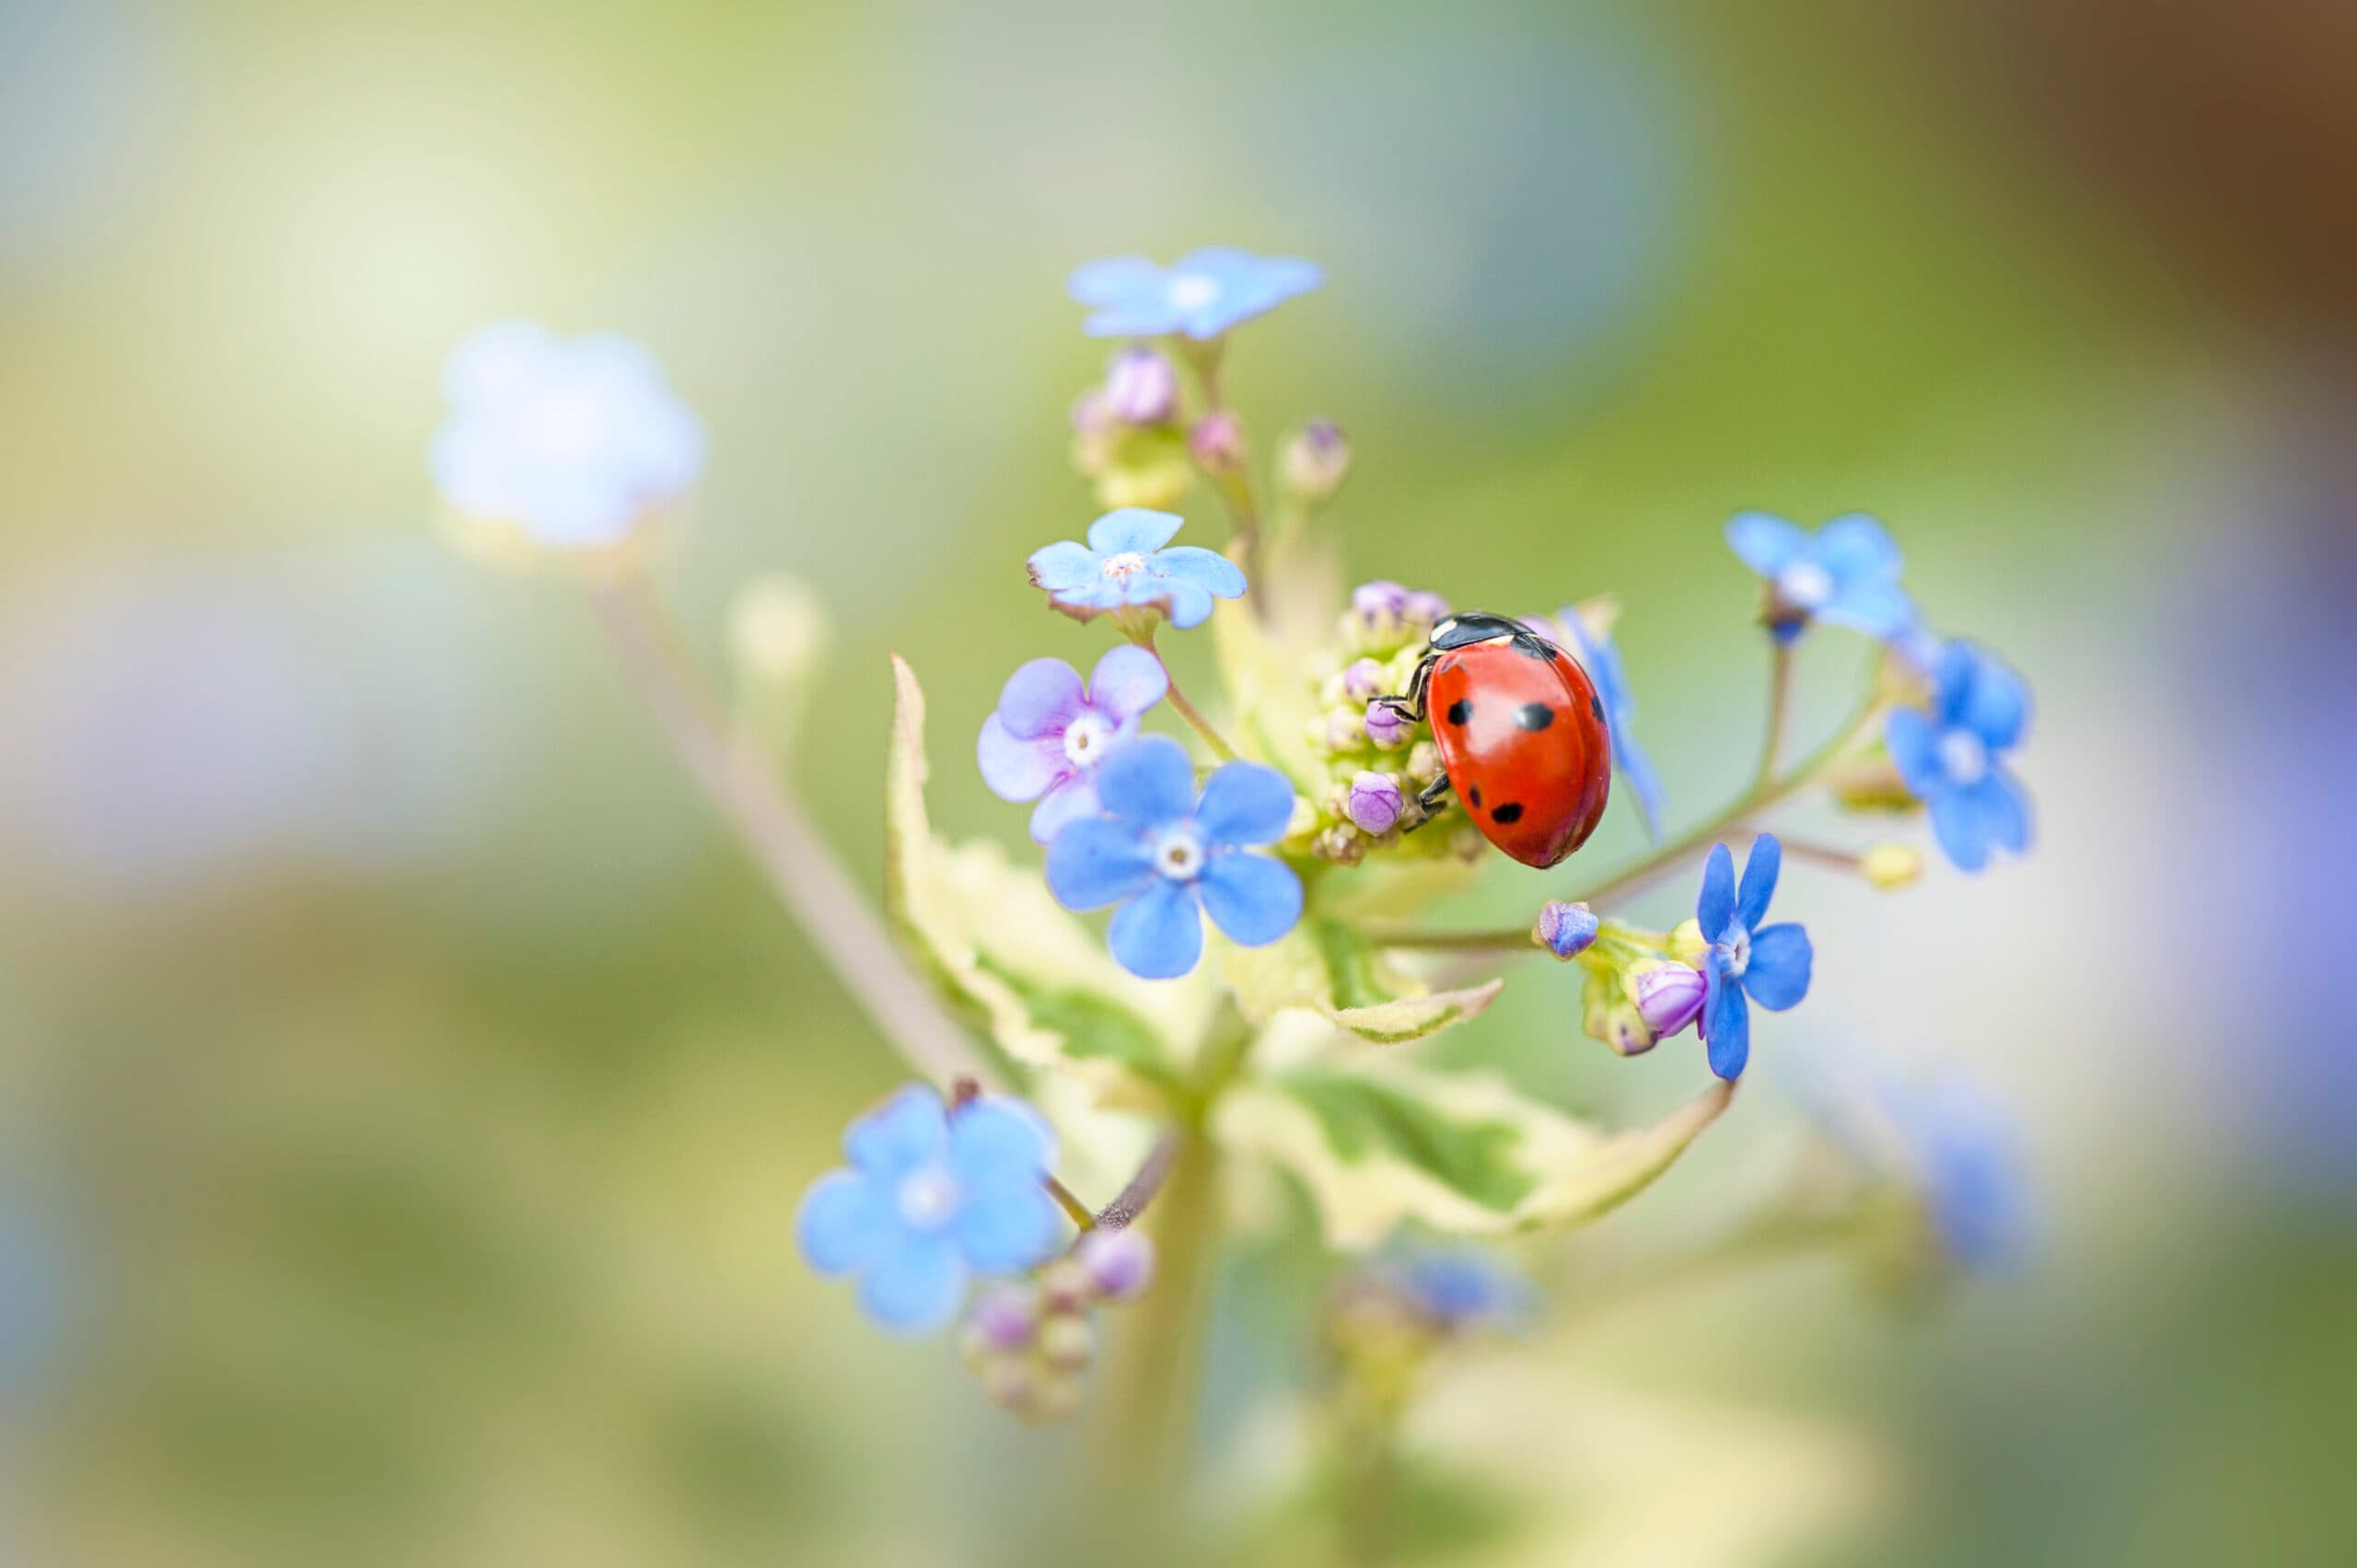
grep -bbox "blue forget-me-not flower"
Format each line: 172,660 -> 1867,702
1695,834 -> 1814,1081
1045,735 -> 1303,979
1724,511 -> 1913,642
430,320 -> 705,548
978,645 -> 1168,844
1885,1074 -> 2034,1272
1067,247 -> 1322,340
1028,508 -> 1247,630
796,1086 -> 1065,1334
1886,640 -> 2032,873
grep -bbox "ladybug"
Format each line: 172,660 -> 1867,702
1373,610 -> 1612,868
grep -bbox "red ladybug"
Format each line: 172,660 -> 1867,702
1373,611 -> 1612,867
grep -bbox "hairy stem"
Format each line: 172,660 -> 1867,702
1752,640 -> 1794,789
590,578 -> 997,1087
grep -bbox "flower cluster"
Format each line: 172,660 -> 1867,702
960,1227 -> 1155,1423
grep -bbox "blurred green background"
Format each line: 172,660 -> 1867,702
3,0 -> 2352,1563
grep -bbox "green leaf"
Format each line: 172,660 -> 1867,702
1213,1058 -> 1736,1248
1220,918 -> 1505,1047
885,656 -> 1210,1105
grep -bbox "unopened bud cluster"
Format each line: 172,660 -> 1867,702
1070,348 -> 1193,510
959,1226 -> 1155,1423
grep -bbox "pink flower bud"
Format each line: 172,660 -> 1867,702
1353,580 -> 1413,622
1345,772 -> 1404,835
968,1287 -> 1038,1351
1364,701 -> 1412,749
1279,418 -> 1351,503
1341,657 -> 1387,703
1103,346 -> 1178,425
1188,411 -> 1247,474
1075,1227 -> 1155,1302
1634,965 -> 1706,1039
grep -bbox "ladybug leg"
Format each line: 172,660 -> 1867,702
1402,774 -> 1453,834
1371,654 -> 1435,724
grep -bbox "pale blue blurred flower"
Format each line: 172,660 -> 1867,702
1027,508 -> 1245,630
1068,248 -> 1322,339
1725,511 -> 1913,642
1542,605 -> 1665,841
429,320 -> 705,549
1887,641 -> 2033,873
796,1086 -> 1064,1335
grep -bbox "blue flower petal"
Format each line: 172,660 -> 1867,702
955,1179 -> 1062,1274
1107,877 -> 1204,979
1703,968 -> 1751,1080
1817,580 -> 1917,641
978,715 -> 1063,805
856,1231 -> 968,1334
1742,923 -> 1814,1011
1044,817 -> 1156,910
1735,834 -> 1782,929
1957,645 -> 2030,749
1198,851 -> 1304,947
795,1170 -> 890,1275
1698,842 -> 1737,941
993,657 -> 1086,740
1933,643 -> 1979,723
1027,773 -> 1101,845
1725,511 -> 1806,577
1193,761 -> 1296,848
1138,573 -> 1217,630
1929,784 -> 1991,872
1068,255 -> 1164,307
1027,540 -> 1103,594
1153,545 -> 1248,600
1971,769 -> 2032,855
1812,513 -> 1902,584
1885,708 -> 1945,797
844,1086 -> 946,1178
948,1098 -> 1056,1183
1088,644 -> 1169,722
1618,730 -> 1666,842
1093,735 -> 1197,830
1086,507 -> 1185,557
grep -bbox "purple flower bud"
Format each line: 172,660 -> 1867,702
1364,701 -> 1411,750
1188,411 -> 1247,475
1352,580 -> 1413,621
1280,418 -> 1351,504
1075,1227 -> 1155,1302
1634,964 -> 1706,1039
1069,387 -> 1113,436
1346,772 -> 1405,835
1341,657 -> 1387,703
968,1287 -> 1038,1351
1534,900 -> 1598,959
1403,590 -> 1450,625
1038,1258 -> 1091,1315
1103,347 -> 1178,425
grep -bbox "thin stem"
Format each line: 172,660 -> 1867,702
1091,1132 -> 1220,1504
1752,640 -> 1794,789
1145,633 -> 1239,761
1178,333 -> 1268,602
1043,1176 -> 1097,1232
1095,1131 -> 1181,1229
1552,1205 -> 1864,1322
1370,689 -> 1890,952
589,577 -> 998,1088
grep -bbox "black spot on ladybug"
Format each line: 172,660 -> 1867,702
1491,802 -> 1524,825
1515,703 -> 1555,731
1468,785 -> 1483,809
1445,698 -> 1472,726
1590,694 -> 1604,722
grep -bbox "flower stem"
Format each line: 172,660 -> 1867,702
1178,334 -> 1268,603
1370,689 -> 1890,952
589,577 -> 998,1088
1091,1130 -> 1220,1507
1752,639 -> 1794,790
1144,633 -> 1239,762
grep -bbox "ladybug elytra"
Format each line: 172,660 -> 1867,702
1373,611 -> 1612,868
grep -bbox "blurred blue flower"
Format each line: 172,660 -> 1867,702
977,645 -> 1167,844
1695,834 -> 1813,1081
1045,736 -> 1302,979
1885,1076 -> 2035,1273
1724,511 -> 1913,642
1027,508 -> 1246,630
796,1086 -> 1064,1335
1886,641 -> 2033,873
1068,247 -> 1322,340
1547,604 -> 1665,840
430,320 -> 705,548
1391,1247 -> 1533,1332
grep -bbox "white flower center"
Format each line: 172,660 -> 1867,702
1938,727 -> 1990,786
1062,710 -> 1114,767
1166,272 -> 1220,311
1716,925 -> 1751,980
896,1167 -> 963,1231
1153,827 -> 1205,881
1100,551 -> 1149,582
1776,560 -> 1836,610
